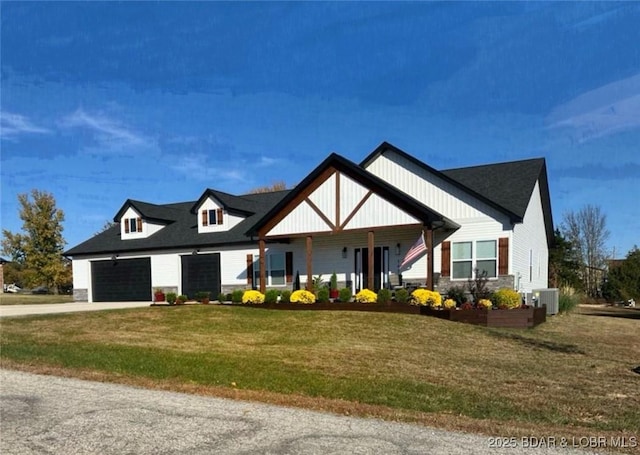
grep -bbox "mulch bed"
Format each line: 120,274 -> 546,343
219,302 -> 546,328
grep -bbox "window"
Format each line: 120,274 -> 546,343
202,209 -> 223,226
452,241 -> 472,279
451,240 -> 497,279
124,217 -> 142,233
476,240 -> 496,278
254,253 -> 286,287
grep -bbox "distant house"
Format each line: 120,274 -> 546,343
65,142 -> 553,302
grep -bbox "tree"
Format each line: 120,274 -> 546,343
1,190 -> 68,293
605,246 -> 640,301
548,229 -> 582,290
561,204 -> 610,297
247,181 -> 287,194
95,220 -> 116,235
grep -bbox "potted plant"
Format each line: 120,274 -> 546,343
195,291 -> 210,304
154,288 -> 165,302
329,272 -> 339,299
166,292 -> 177,305
176,295 -> 188,305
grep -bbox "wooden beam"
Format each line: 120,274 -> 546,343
335,171 -> 341,228
425,226 -> 434,290
340,190 -> 373,231
259,238 -> 266,294
367,230 -> 374,290
304,198 -> 335,230
306,235 -> 313,291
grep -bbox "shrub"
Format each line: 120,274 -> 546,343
395,288 -> 408,304
492,288 -> 521,309
280,290 -> 291,303
559,292 -> 579,314
195,291 -> 210,302
443,298 -> 456,309
290,290 -> 316,304
354,289 -> 377,303
467,268 -> 491,303
477,298 -> 493,309
177,295 -> 188,304
226,293 -> 233,302
242,290 -> 265,304
377,288 -> 392,304
231,289 -> 244,303
411,289 -> 442,307
166,292 -> 177,305
446,285 -> 467,306
460,302 -> 474,310
264,289 -> 279,304
217,292 -> 226,303
317,288 -> 330,303
330,272 -> 338,290
338,287 -> 352,303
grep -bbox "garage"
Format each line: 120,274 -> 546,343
91,258 -> 152,302
181,253 -> 221,300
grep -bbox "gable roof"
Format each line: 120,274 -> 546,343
64,191 -> 290,257
114,199 -> 180,223
190,189 -> 259,216
246,152 -> 460,237
361,141 -> 553,247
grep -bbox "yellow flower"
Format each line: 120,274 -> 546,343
411,289 -> 442,307
477,299 -> 492,309
354,289 -> 377,303
242,290 -> 265,304
444,298 -> 456,309
290,290 -> 316,304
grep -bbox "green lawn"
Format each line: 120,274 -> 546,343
0,293 -> 73,305
1,304 -> 638,449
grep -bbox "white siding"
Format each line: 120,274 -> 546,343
512,181 -> 549,292
268,171 -> 421,236
151,254 -> 180,289
344,193 -> 419,229
365,153 -> 507,221
197,196 -> 245,234
72,258 -> 90,289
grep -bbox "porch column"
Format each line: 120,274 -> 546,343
425,225 -> 434,291
306,235 -> 313,291
367,230 -> 374,290
259,238 -> 266,294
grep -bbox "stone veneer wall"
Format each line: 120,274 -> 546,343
73,288 -> 88,302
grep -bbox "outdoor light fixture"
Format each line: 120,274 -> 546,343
111,254 -> 119,261
396,243 -> 401,256
192,249 -> 199,255
342,247 -> 347,258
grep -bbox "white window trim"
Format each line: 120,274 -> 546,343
451,239 -> 498,280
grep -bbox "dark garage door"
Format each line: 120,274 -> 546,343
181,254 -> 221,300
91,258 -> 152,302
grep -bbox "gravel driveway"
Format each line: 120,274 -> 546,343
0,369 -> 608,455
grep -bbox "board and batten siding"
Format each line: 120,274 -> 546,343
512,180 -> 549,292
267,171 -> 421,237
364,152 -> 509,222
119,207 -> 164,239
197,196 -> 245,234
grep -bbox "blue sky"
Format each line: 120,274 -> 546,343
1,1 -> 639,257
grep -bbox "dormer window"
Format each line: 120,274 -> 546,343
202,209 -> 223,226
124,217 -> 142,233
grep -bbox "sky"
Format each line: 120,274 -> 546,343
1,1 -> 639,258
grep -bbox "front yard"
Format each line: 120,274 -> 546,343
1,304 -> 638,451
0,293 -> 73,305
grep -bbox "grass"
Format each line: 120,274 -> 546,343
0,293 -> 73,305
1,304 -> 639,451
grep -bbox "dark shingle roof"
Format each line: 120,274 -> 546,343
64,191 -> 290,256
66,142 -> 554,255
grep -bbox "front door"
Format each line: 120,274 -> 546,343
354,246 -> 389,292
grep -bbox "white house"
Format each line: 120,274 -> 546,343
65,142 -> 553,302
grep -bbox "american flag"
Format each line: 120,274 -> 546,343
400,232 -> 427,269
